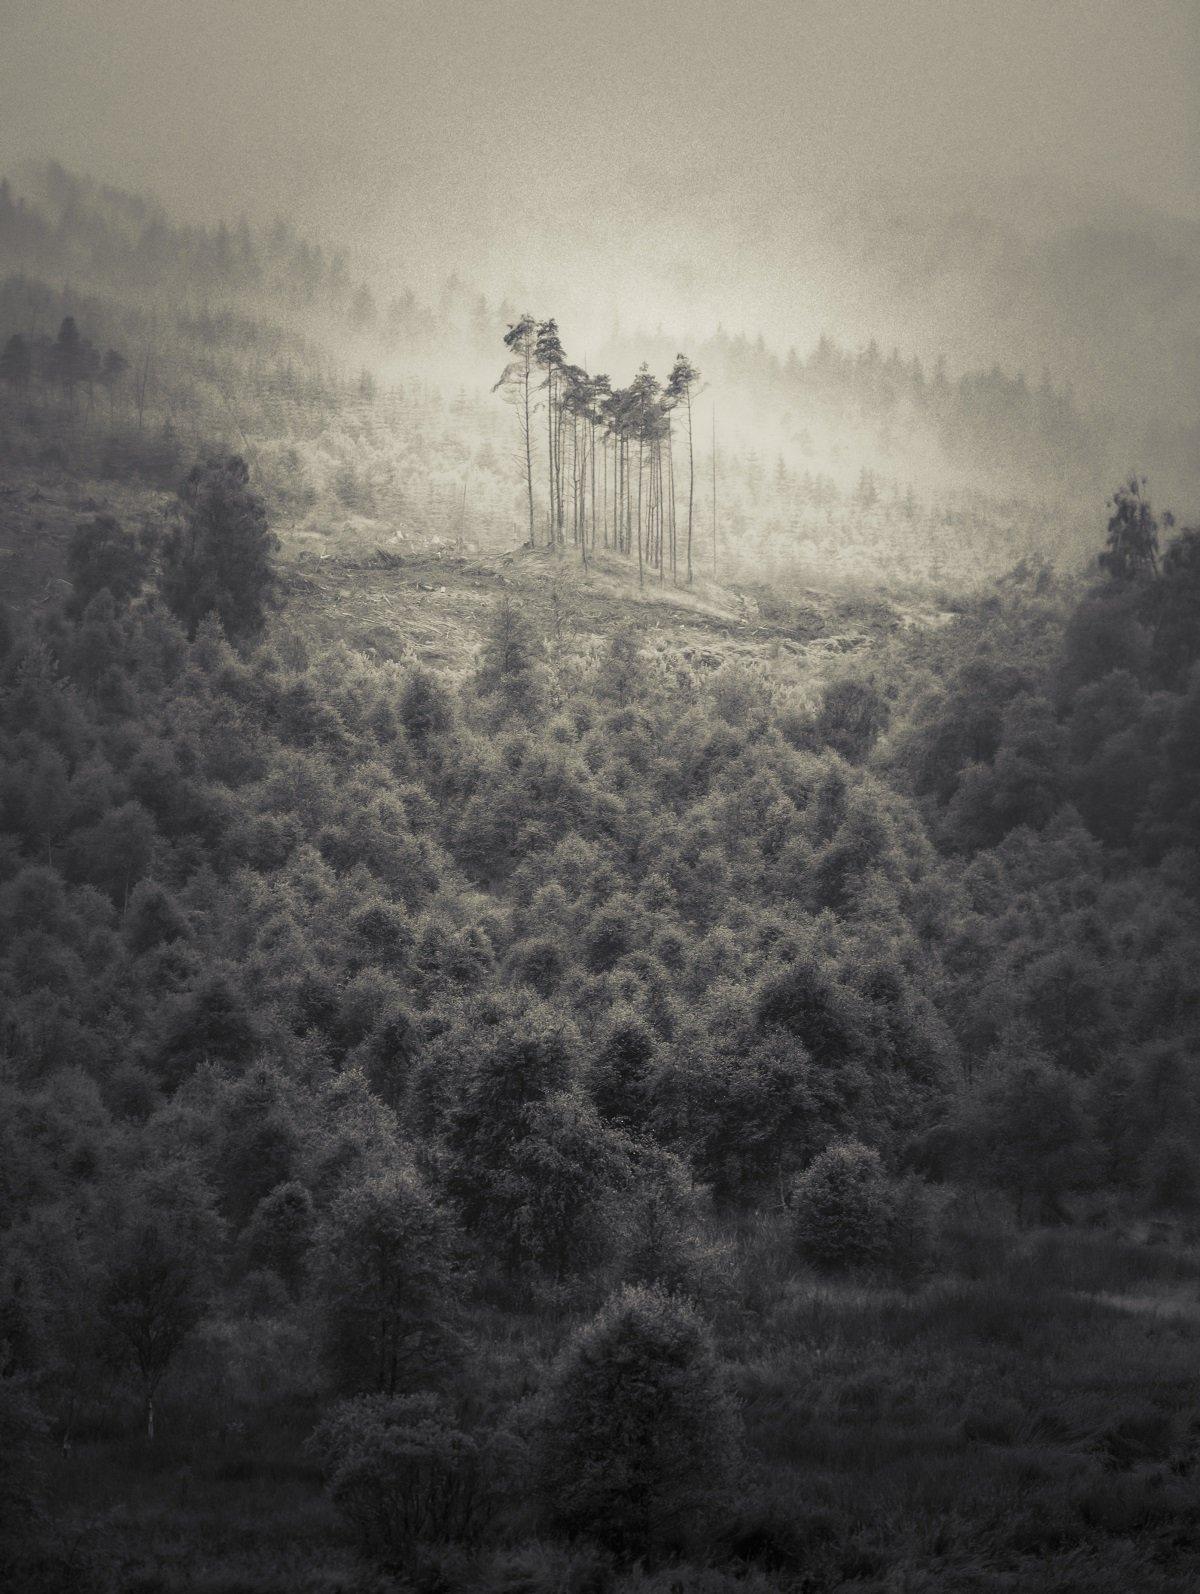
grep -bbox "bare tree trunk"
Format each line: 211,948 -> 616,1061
649,441 -> 658,580
655,442 -> 665,583
546,368 -> 556,545
668,424 -> 677,584
686,386 -> 695,584
135,349 -> 152,433
625,435 -> 632,557
602,434 -> 608,549
636,433 -> 644,587
555,380 -> 565,546
619,436 -> 625,554
522,368 -> 535,546
711,406 -> 717,577
620,435 -> 627,553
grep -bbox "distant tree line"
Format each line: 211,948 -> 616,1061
0,315 -> 131,419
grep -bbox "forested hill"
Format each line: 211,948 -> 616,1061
0,162 -> 1128,585
3,439 -> 1200,1588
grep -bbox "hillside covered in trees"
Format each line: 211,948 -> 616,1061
8,0 -> 1200,1583
3,403 -> 1200,1591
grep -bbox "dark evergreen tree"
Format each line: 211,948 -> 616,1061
1100,477 -> 1162,583
160,455 -> 278,640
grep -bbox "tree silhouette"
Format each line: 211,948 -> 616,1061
0,333 -> 32,400
538,1285 -> 738,1556
160,455 -> 278,640
494,314 -> 538,546
1100,477 -> 1162,583
535,320 -> 566,544
667,354 -> 701,583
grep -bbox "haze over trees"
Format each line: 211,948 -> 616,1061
0,126 -> 1199,1594
495,316 -> 706,586
0,163 -> 1137,588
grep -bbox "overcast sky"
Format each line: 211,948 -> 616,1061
2,0 -> 1197,379
3,0 -> 1196,227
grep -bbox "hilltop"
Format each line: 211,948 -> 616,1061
1,458 -> 947,703
0,162 -> 1134,601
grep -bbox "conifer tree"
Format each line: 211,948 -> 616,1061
667,354 -> 701,583
494,315 -> 538,546
160,455 -> 278,641
535,320 -> 566,544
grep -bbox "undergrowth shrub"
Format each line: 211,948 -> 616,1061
791,1141 -> 894,1269
308,1393 -> 492,1569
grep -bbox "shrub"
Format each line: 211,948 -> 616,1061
791,1141 -> 894,1269
0,1369 -> 48,1562
309,1393 -> 490,1568
538,1285 -> 738,1558
814,675 -> 890,763
1142,1132 -> 1200,1214
886,1173 -> 937,1283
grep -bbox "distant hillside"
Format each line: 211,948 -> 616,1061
0,163 -> 1167,588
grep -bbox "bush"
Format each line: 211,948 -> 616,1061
309,1393 -> 490,1568
538,1285 -> 738,1559
1143,1132 -> 1200,1214
886,1173 -> 936,1284
791,1141 -> 894,1269
0,1369 -> 48,1562
814,675 -> 890,762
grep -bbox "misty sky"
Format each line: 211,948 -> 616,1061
3,0 -> 1195,227
2,0 -> 1198,378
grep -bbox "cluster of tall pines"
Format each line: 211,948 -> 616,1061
496,317 -> 704,583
